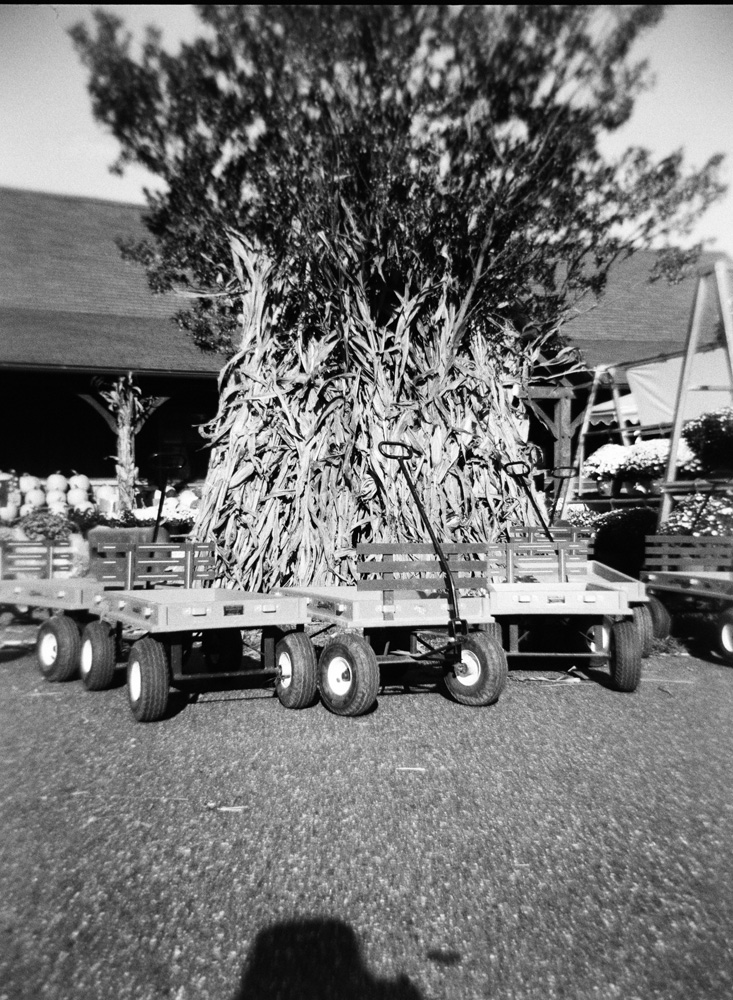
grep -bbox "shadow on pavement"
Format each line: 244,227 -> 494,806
232,917 -> 424,1000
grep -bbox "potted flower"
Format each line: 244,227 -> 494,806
581,444 -> 629,494
682,406 -> 733,476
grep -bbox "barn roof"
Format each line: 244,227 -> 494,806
0,186 -> 222,378
1,186 -> 730,378
562,248 -> 732,369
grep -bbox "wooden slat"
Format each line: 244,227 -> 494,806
357,558 -> 493,575
0,542 -> 74,579
644,535 -> 733,571
357,577 -> 491,592
357,542 -> 489,556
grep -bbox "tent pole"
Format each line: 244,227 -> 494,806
574,366 -> 604,500
659,273 -> 708,528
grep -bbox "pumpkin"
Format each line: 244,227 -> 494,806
69,473 -> 91,492
95,484 -> 117,502
19,503 -> 35,517
47,501 -> 68,516
0,503 -> 18,523
25,488 -> 46,507
45,489 -> 67,506
46,473 -> 68,493
19,474 -> 40,494
177,489 -> 199,509
67,487 -> 89,507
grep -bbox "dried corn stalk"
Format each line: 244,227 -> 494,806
194,235 -> 562,589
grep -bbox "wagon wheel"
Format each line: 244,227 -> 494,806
275,631 -> 318,710
36,615 -> 81,682
443,633 -> 508,707
79,620 -> 117,691
714,608 -> 733,663
647,596 -> 672,640
318,634 -> 380,717
127,637 -> 170,722
632,604 -> 654,658
609,620 -> 642,692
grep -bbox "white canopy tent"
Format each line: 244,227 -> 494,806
588,345 -> 733,430
575,261 -> 733,519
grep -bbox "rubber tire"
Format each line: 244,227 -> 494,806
609,620 -> 642,693
318,634 -> 380,717
275,631 -> 318,709
714,608 -> 733,663
479,621 -> 503,644
127,637 -> 170,722
79,621 -> 116,691
633,604 -> 654,658
202,629 -> 242,671
647,595 -> 672,640
444,632 -> 508,707
36,615 -> 81,682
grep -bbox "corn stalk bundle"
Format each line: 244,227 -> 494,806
194,235 -> 557,590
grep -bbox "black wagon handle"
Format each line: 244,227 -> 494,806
378,440 -> 421,461
549,465 -> 576,480
501,459 -> 554,544
377,439 -> 465,639
503,460 -> 532,478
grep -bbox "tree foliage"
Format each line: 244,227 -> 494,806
70,5 -> 728,587
71,5 -> 725,356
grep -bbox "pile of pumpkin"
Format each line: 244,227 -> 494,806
0,473 -> 119,523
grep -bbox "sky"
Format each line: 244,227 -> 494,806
1,4 -> 732,258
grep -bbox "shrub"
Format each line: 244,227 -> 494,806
682,406 -> 733,473
591,506 -> 659,578
582,439 -> 699,482
581,444 -> 628,481
18,510 -> 76,543
663,493 -> 733,536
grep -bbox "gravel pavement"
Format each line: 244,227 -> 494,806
1,636 -> 732,1000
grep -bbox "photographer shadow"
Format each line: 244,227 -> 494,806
232,917 -> 424,1000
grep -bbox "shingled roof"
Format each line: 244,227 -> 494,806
562,248 -> 732,368
2,186 -> 729,377
0,186 -> 223,377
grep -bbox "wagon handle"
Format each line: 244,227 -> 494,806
547,466 -> 577,523
549,466 -> 576,480
501,460 -> 554,544
378,441 -> 421,460
503,460 -> 531,478
379,440 -> 466,639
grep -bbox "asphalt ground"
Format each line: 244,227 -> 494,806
1,633 -> 732,1000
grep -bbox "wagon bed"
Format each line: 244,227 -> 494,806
295,541 -> 636,629
642,535 -> 733,601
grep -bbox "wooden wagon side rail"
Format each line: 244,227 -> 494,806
0,541 -> 75,580
356,540 -> 591,589
91,541 -> 216,589
644,535 -> 733,573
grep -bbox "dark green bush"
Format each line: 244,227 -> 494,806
682,406 -> 733,473
592,506 -> 659,578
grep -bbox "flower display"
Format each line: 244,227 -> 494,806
682,406 -> 733,473
663,493 -> 733,536
580,444 -> 629,481
581,439 -> 700,482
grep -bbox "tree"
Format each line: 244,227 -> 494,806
71,5 -> 726,587
84,374 -> 166,512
